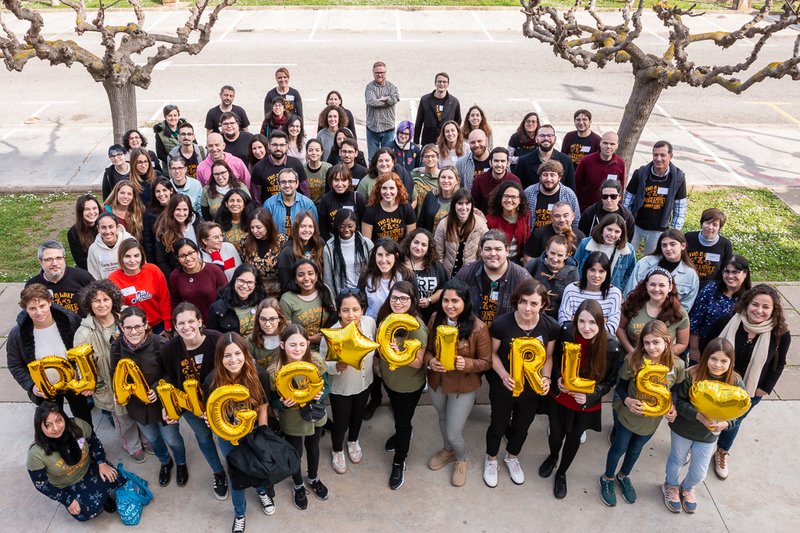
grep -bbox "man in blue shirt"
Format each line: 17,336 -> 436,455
263,168 -> 318,236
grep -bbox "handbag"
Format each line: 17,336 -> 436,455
227,426 -> 301,489
299,399 -> 327,423
115,463 -> 153,526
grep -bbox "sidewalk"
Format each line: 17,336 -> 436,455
1,282 -> 799,531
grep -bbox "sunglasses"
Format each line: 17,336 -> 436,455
601,194 -> 619,200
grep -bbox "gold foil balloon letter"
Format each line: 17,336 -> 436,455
561,342 -> 596,394
689,380 -> 751,422
510,337 -> 547,396
206,385 -> 257,446
435,325 -> 459,371
113,358 -> 152,406
275,361 -> 325,406
156,379 -> 205,421
635,359 -> 671,417
377,313 -> 422,370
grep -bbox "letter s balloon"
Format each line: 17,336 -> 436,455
635,359 -> 671,417
560,342 -> 595,394
275,361 -> 325,406
206,385 -> 257,446
689,380 -> 751,422
510,337 -> 547,396
377,313 -> 422,370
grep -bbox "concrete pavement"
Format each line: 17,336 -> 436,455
1,280 -> 799,531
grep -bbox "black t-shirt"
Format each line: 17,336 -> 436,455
561,131 -> 601,168
487,310 -> 559,397
265,88 -> 303,118
251,156 -> 308,204
472,157 -> 491,183
523,224 -> 585,260
413,261 -> 450,322
223,131 -> 254,164
532,189 -> 560,230
327,164 -> 368,189
26,268 -> 94,315
205,105 -> 251,134
362,202 -> 417,241
626,169 -> 686,231
478,269 -> 500,327
685,231 -> 732,285
319,190 -> 367,241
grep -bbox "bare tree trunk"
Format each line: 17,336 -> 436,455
102,80 -> 138,144
617,75 -> 664,171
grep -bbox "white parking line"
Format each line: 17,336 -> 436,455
158,63 -> 298,68
472,11 -> 494,42
654,103 -> 752,187
644,27 -> 668,44
216,12 -> 244,42
508,98 -> 550,124
1,102 -> 53,141
308,11 -> 321,41
396,10 -> 402,42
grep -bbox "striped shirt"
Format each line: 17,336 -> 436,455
557,282 -> 622,334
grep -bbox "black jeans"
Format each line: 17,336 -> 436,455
329,389 -> 370,452
485,390 -> 541,457
385,385 -> 425,463
285,427 -> 323,485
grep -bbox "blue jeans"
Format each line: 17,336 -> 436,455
183,411 -> 224,473
717,395 -> 761,451
631,227 -> 662,255
664,430 -> 715,491
604,419 -> 654,478
366,128 -> 395,160
217,436 -> 269,517
137,420 -> 186,465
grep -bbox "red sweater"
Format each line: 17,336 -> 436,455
169,263 -> 228,323
574,152 -> 626,212
553,334 -> 601,413
109,264 -> 173,329
486,213 -> 530,262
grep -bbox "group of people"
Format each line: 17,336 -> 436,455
8,63 -> 790,532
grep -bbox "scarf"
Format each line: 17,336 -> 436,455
272,114 -> 288,128
719,312 -> 773,396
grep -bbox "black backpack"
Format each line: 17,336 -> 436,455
226,425 -> 301,489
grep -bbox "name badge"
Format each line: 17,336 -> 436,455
194,354 -> 204,365
657,187 -> 669,195
607,174 -> 618,180
120,286 -> 136,297
547,204 -> 555,211
285,95 -> 295,101
343,205 -> 354,211
706,253 -> 721,262
490,290 -> 499,301
580,146 -> 591,153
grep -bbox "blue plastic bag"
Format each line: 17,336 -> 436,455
115,463 -> 153,526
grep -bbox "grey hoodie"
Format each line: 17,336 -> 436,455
87,226 -> 132,280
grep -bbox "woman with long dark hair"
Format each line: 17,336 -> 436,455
277,210 -> 325,290
153,193 -> 200,279
401,228 -> 449,323
201,160 -> 252,221
68,194 -> 102,270
417,165 -> 461,233
358,237 -> 416,319
205,332 -> 273,531
248,297 -> 287,369
424,279 -> 492,487
323,208 -> 374,297
246,133 -> 268,172
280,259 -> 336,347
462,105 -> 493,148
434,188 -> 488,277
703,284 -> 791,481
284,113 -> 307,163
129,146 -> 162,203
541,299 -> 621,499
318,164 -> 367,241
143,178 -> 175,262
325,90 -> 356,140
215,188 -> 255,254
437,120 -> 468,168
558,251 -> 622,334
27,402 -> 122,521
239,207 -> 287,299
508,112 -> 539,167
574,213 -> 637,291
111,306 -> 187,487
304,138 -> 332,204
105,180 -> 145,243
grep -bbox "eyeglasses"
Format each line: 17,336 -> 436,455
270,143 -> 288,149
178,132 -> 194,137
279,179 -> 297,186
170,166 -> 186,171
212,171 -> 229,178
221,121 -> 237,127
109,152 -> 124,158
374,71 -> 386,76
122,324 -> 145,333
41,256 -> 65,264
236,279 -> 256,288
177,250 -> 198,260
601,194 -> 619,200
502,194 -> 520,201
135,160 -> 150,166
390,295 -> 411,303
537,134 -> 555,139
397,131 -> 410,137
259,316 -> 280,324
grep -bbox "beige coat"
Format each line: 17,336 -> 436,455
434,210 -> 488,276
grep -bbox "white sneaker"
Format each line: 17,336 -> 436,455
347,440 -> 363,463
483,457 -> 499,488
580,431 -> 587,444
504,453 -> 525,485
331,450 -> 346,474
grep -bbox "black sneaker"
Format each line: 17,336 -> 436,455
538,456 -> 556,478
385,434 -> 397,453
257,491 -> 276,515
231,514 -> 245,533
554,473 -> 567,499
103,496 -> 117,514
389,462 -> 405,490
307,478 -> 329,501
363,400 -> 380,420
159,459 -> 174,487
213,472 -> 229,500
293,486 -> 308,510
176,464 -> 189,487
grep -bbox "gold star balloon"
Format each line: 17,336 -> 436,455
322,321 -> 380,371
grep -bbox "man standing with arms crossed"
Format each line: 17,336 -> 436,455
365,61 -> 400,159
